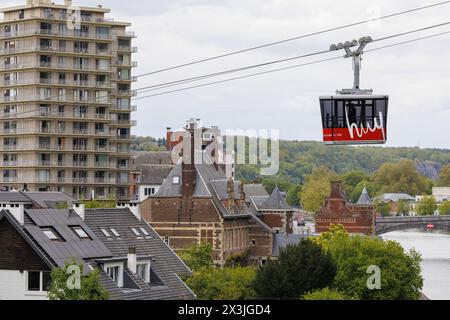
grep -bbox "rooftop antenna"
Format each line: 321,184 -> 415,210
330,36 -> 374,95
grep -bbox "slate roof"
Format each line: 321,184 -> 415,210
377,193 -> 416,202
154,156 -> 251,219
138,165 -> 174,185
272,234 -> 305,257
243,184 -> 269,202
250,187 -> 293,211
22,192 -> 78,208
22,209 -> 112,271
84,208 -> 195,300
134,151 -> 173,166
356,186 -> 372,205
0,191 -> 32,203
0,207 -> 195,300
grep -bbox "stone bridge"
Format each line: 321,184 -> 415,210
375,216 -> 450,235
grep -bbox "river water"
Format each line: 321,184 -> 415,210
382,231 -> 450,300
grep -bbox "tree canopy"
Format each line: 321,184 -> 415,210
437,164 -> 450,186
416,196 -> 438,216
178,244 -> 213,272
312,225 -> 423,300
48,261 -> 109,300
252,240 -> 336,299
300,166 -> 337,212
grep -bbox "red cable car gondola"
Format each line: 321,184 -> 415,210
320,37 -> 389,145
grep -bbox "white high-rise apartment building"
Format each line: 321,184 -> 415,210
0,0 -> 136,200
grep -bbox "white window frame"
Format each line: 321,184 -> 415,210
25,271 -> 51,296
136,261 -> 151,283
104,262 -> 124,288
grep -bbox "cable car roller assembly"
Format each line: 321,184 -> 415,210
320,37 -> 389,145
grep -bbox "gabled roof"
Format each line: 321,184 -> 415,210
23,209 -> 112,271
243,184 -> 269,202
154,156 -> 251,219
356,186 -> 372,205
251,187 -> 293,211
84,208 -> 194,300
377,193 -> 416,202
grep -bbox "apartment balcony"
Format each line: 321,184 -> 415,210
111,89 -> 137,97
73,177 -> 88,183
114,60 -> 137,67
111,104 -> 137,112
1,177 -> 18,183
2,161 -> 17,167
117,45 -> 138,53
2,128 -> 17,134
73,161 -> 89,167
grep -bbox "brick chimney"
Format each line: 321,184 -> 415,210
238,181 -> 246,209
166,127 -> 172,150
182,123 -> 196,198
227,178 -> 235,213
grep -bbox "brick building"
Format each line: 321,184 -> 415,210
315,181 -> 378,235
140,120 -> 292,266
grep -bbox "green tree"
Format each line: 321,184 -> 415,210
374,199 -> 390,217
302,287 -> 353,300
314,226 -> 423,300
373,160 -> 431,196
286,185 -> 302,207
437,164 -> 450,186
439,201 -> 450,215
178,244 -> 213,271
185,266 -> 256,300
340,171 -> 369,202
397,199 -> 411,216
252,240 -> 336,299
48,261 -> 109,300
416,196 -> 437,216
301,166 -> 337,213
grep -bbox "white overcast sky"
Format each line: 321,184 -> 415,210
3,0 -> 450,148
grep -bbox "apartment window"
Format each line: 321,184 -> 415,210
96,27 -> 109,39
96,59 -> 109,71
96,42 -> 108,54
144,188 -> 156,196
18,10 -> 24,20
40,39 -> 52,49
26,271 -> 51,293
37,170 -> 50,182
72,226 -> 90,239
74,41 -> 89,53
58,73 -> 66,84
58,39 -> 66,51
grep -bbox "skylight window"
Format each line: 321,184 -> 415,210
42,227 -> 61,241
110,228 -> 120,237
139,227 -> 149,236
100,228 -> 111,237
130,227 -> 141,236
72,226 -> 90,239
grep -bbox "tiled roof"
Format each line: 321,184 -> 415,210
84,208 -> 194,300
138,165 -> 174,185
134,151 -> 173,166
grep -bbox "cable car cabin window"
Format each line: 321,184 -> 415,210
320,96 -> 388,145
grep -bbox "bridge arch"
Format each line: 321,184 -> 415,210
375,216 -> 450,236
